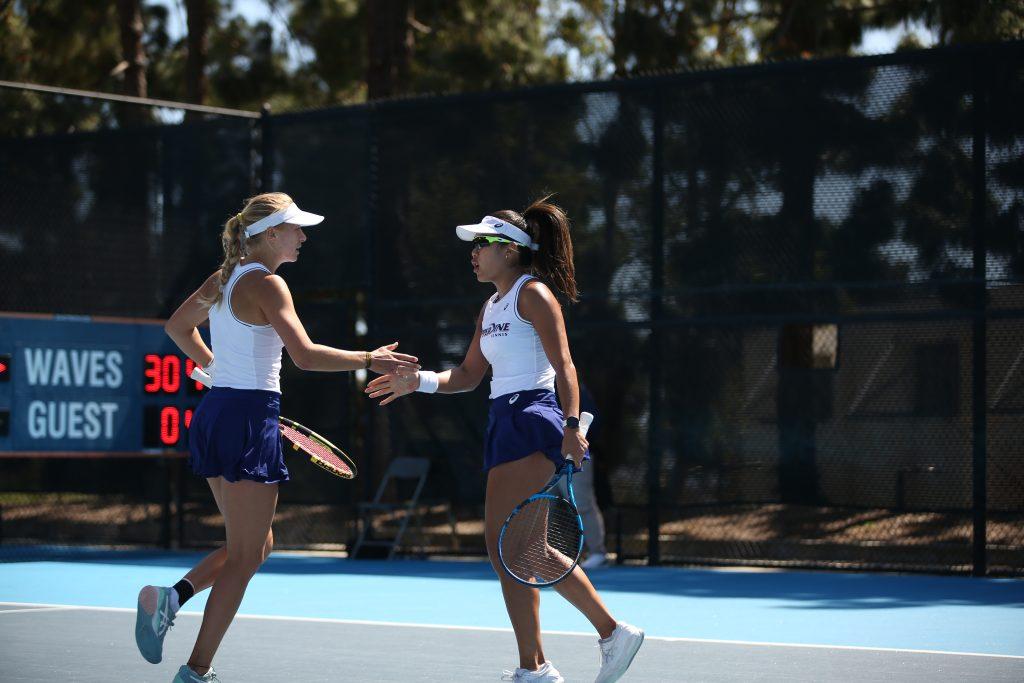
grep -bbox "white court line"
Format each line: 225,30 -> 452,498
1,601 -> 1022,661
0,605 -> 76,615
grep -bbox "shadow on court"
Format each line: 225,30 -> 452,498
4,607 -> 1023,683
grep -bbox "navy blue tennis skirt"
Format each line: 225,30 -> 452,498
188,387 -> 289,484
483,389 -> 590,472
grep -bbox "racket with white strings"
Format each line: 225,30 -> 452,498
190,366 -> 357,479
498,411 -> 594,588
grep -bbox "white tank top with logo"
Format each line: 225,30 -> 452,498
207,262 -> 284,393
479,273 -> 556,399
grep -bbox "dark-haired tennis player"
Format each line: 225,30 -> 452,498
134,192 -> 419,682
367,199 -> 643,683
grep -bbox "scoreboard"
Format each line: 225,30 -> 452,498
0,313 -> 209,453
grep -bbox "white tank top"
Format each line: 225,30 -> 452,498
207,262 -> 284,393
479,273 -> 556,399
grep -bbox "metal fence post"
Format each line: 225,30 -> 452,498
648,88 -> 666,566
971,51 -> 990,577
175,457 -> 185,549
363,103 -> 380,507
160,456 -> 172,549
259,103 -> 274,193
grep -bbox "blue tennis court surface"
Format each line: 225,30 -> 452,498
1,549 -> 1022,681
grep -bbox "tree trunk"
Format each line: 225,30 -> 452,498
366,0 -> 413,100
184,0 -> 211,121
116,0 -> 148,126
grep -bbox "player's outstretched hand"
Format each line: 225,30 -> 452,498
368,342 -> 419,375
365,365 -> 419,406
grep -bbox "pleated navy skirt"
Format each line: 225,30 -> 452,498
483,389 -> 590,472
188,387 -> 289,484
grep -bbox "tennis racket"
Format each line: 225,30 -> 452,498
190,366 -> 357,479
498,411 -> 594,588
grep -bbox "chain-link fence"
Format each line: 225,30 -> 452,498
1,43 -> 1022,574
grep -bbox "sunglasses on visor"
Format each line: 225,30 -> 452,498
471,235 -> 515,248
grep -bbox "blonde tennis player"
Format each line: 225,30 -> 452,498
134,192 -> 418,682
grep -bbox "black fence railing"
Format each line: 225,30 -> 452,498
1,42 -> 1022,575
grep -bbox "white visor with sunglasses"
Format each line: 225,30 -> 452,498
244,202 -> 324,238
456,215 -> 539,251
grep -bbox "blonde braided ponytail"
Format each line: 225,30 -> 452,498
199,192 -> 293,307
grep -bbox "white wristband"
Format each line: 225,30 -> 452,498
416,370 -> 439,394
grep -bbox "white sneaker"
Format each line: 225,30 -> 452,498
172,664 -> 220,682
500,661 -> 565,682
580,553 -> 610,570
594,622 -> 644,683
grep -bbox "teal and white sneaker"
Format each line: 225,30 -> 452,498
135,585 -> 175,663
594,622 -> 644,683
172,664 -> 220,682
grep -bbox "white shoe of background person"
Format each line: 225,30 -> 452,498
580,553 -> 610,570
594,622 -> 644,683
501,661 -> 566,682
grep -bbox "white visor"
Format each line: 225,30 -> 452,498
455,215 -> 539,251
244,202 -> 324,238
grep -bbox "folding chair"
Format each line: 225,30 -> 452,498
350,456 -> 456,559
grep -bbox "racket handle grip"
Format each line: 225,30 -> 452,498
563,411 -> 595,463
190,365 -> 213,388
579,411 -> 594,438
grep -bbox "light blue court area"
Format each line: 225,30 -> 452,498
1,549 -> 1023,658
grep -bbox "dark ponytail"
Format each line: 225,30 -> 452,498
493,197 -> 579,302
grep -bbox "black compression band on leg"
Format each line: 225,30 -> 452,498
173,578 -> 195,606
